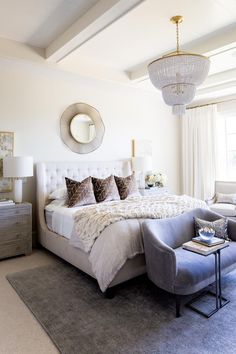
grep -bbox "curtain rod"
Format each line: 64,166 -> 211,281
187,97 -> 236,110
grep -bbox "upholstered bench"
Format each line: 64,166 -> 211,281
142,208 -> 236,317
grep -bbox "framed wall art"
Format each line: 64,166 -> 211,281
0,131 -> 14,192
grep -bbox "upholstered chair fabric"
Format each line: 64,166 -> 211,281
142,208 -> 236,296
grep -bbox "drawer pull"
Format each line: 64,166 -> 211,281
16,246 -> 20,251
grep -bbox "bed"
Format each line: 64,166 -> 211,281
36,159 -> 207,292
36,160 -> 147,292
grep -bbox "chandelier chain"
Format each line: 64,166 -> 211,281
176,21 -> 180,53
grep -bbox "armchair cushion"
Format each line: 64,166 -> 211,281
194,216 -> 229,240
174,242 -> 236,294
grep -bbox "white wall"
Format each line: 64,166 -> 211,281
0,58 -> 180,231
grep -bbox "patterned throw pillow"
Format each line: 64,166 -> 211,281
114,173 -> 140,200
65,177 -> 96,207
194,217 -> 229,240
92,175 -> 120,203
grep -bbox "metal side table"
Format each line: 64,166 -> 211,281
184,241 -> 230,318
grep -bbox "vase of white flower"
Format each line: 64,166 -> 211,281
145,172 -> 167,188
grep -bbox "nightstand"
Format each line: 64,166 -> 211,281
0,202 -> 32,260
139,187 -> 169,196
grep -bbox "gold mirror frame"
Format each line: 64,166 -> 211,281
60,103 -> 105,154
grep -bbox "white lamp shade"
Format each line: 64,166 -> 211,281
3,156 -> 33,178
132,156 -> 152,172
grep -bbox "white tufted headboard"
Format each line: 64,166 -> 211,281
36,160 -> 131,230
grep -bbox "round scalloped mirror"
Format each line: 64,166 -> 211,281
60,103 -> 105,154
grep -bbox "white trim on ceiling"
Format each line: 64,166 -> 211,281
46,0 -> 144,62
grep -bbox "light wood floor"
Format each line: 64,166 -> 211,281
0,249 -> 59,354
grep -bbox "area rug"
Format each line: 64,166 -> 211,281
6,262 -> 236,354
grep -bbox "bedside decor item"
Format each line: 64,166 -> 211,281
145,172 -> 167,188
198,227 -> 215,242
148,16 -> 210,116
3,156 -> 33,203
0,131 -> 14,192
60,103 -> 105,154
132,156 -> 152,188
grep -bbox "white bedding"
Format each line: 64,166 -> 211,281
45,200 -> 91,239
45,195 -> 208,292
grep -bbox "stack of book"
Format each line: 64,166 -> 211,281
0,198 -> 15,206
192,236 -> 224,247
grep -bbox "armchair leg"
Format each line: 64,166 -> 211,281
175,295 -> 182,318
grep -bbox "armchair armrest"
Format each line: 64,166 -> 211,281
205,195 -> 216,206
228,218 -> 236,241
142,222 -> 177,293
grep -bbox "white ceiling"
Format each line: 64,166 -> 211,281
62,0 -> 236,71
0,0 -> 235,100
0,0 -> 98,47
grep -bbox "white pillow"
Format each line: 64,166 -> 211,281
48,187 -> 67,200
216,192 -> 236,205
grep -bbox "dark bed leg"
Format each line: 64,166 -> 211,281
104,287 -> 115,299
176,295 -> 181,318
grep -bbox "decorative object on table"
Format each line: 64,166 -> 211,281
148,16 -> 210,116
60,103 -> 105,154
198,227 -> 215,241
132,155 -> 152,189
145,172 -> 167,188
3,156 -> 33,203
0,198 -> 15,206
0,131 -> 14,192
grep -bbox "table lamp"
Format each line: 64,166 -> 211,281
132,155 -> 152,188
3,156 -> 33,203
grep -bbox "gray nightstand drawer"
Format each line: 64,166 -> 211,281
0,215 -> 30,232
0,202 -> 32,259
0,205 -> 30,217
0,241 -> 29,260
0,230 -> 30,244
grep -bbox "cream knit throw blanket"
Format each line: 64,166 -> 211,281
70,194 -> 207,252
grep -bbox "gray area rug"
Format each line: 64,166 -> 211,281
6,261 -> 236,354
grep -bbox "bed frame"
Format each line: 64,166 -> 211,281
36,160 -> 146,290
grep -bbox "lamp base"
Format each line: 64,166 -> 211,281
14,179 -> 23,203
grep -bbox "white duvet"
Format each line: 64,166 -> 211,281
45,195 -> 207,292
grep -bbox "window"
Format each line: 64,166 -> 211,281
216,107 -> 236,180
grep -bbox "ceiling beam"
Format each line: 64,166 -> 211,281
46,0 -> 144,62
128,23 -> 236,82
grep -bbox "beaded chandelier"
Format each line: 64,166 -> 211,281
148,16 -> 210,115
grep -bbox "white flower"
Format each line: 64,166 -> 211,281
145,172 -> 167,187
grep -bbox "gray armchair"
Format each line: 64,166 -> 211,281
142,208 -> 236,317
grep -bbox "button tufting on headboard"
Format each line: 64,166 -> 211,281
36,159 -> 131,212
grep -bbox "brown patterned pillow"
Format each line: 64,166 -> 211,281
92,175 -> 120,203
114,173 -> 140,200
194,217 -> 229,240
65,177 -> 96,207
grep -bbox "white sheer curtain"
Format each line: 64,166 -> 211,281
181,104 -> 217,200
